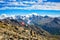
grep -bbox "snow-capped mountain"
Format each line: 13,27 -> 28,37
0,13 -> 60,35
0,13 -> 55,25
0,14 -> 8,19
0,13 -> 40,24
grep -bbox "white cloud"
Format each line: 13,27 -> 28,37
22,2 -> 60,10
42,15 -> 60,17
6,1 -> 31,7
0,14 -> 16,19
9,0 -> 16,2
22,1 -> 36,4
31,13 -> 39,16
38,0 -> 43,3
0,0 -> 5,3
0,0 -> 60,10
0,14 -> 8,19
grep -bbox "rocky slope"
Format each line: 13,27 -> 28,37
0,19 -> 48,40
41,18 -> 60,35
0,19 -> 60,40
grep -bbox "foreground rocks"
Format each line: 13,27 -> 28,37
0,19 -> 60,40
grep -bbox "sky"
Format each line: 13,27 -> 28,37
0,0 -> 60,17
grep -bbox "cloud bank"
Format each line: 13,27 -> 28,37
0,0 -> 60,10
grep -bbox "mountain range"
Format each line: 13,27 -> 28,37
0,13 -> 60,35
0,13 -> 60,40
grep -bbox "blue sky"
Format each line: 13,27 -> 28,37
47,0 -> 60,2
0,0 -> 60,17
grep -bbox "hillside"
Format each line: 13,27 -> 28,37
41,18 -> 60,35
0,19 -> 47,40
0,19 -> 60,40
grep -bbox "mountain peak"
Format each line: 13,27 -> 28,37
44,15 -> 49,18
31,13 -> 39,16
0,14 -> 8,19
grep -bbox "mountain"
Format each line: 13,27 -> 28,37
0,18 -> 60,40
41,18 -> 60,35
0,18 -> 49,40
0,14 -> 60,35
0,14 -> 60,40
0,14 -> 8,19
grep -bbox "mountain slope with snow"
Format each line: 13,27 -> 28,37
0,13 -> 60,35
